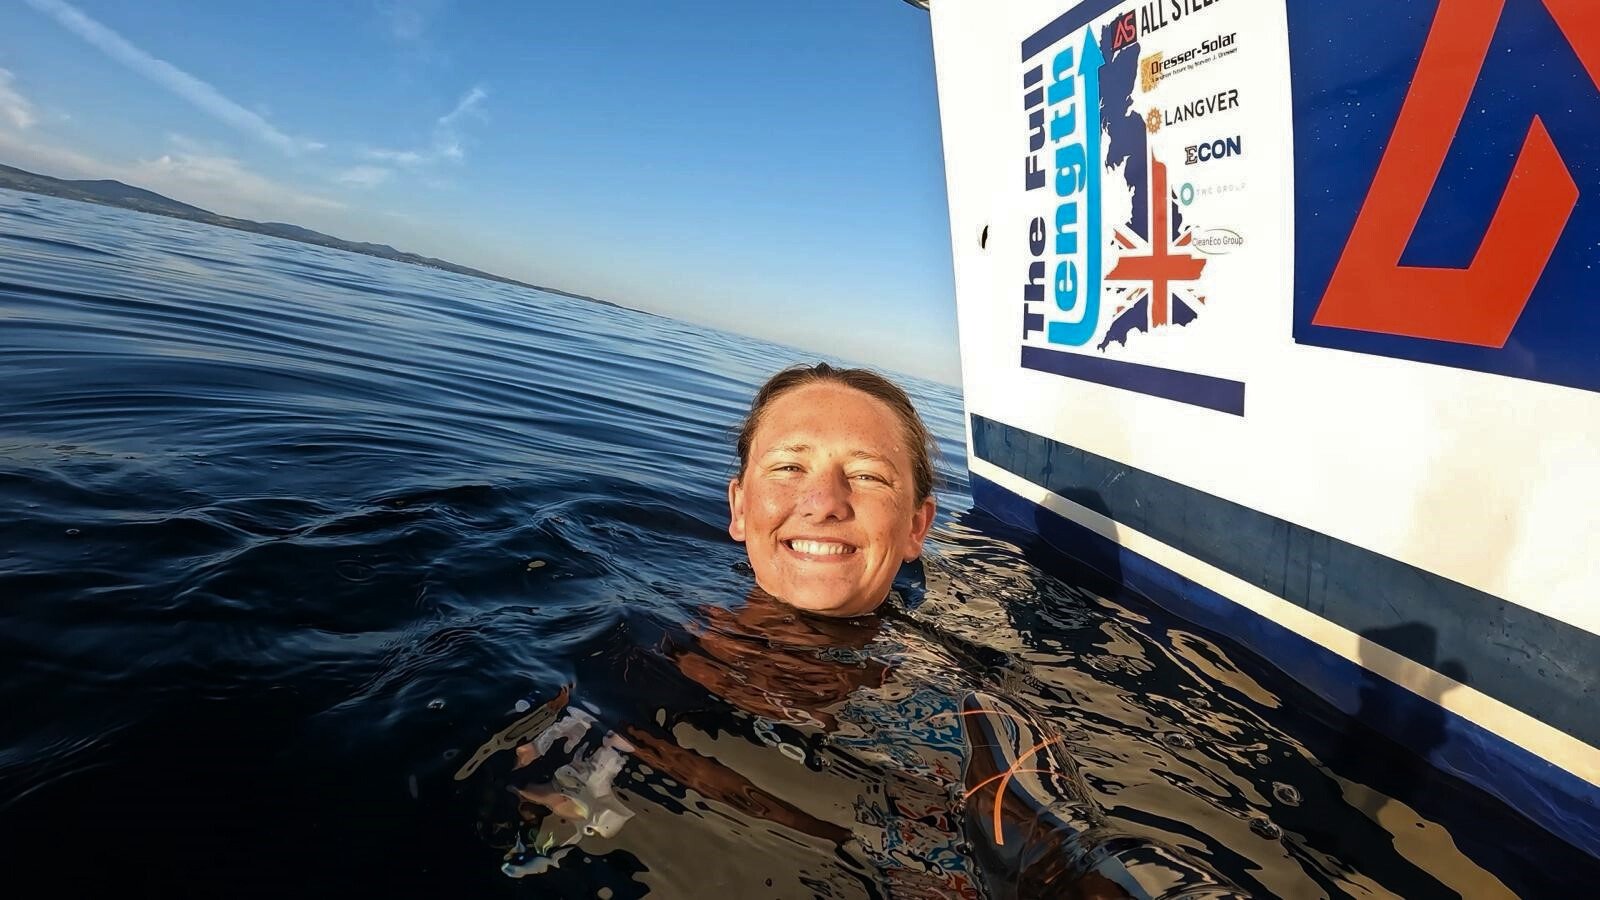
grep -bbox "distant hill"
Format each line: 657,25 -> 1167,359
0,162 -> 621,309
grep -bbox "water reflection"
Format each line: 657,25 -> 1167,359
672,592 -> 890,730
456,589 -> 981,896
1339,624 -> 1468,822
457,585 -> 1260,898
957,691 -> 1245,899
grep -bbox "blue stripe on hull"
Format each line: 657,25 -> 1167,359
970,471 -> 1600,859
1019,345 -> 1246,415
970,415 -> 1599,751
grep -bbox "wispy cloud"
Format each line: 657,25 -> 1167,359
433,85 -> 486,160
131,150 -> 345,213
438,86 -> 486,129
336,165 -> 393,188
0,127 -> 109,179
377,0 -> 444,43
0,127 -> 342,221
21,0 -> 318,155
364,148 -> 424,166
363,84 -> 487,171
0,68 -> 36,130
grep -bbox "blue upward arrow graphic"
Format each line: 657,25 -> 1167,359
1049,30 -> 1105,348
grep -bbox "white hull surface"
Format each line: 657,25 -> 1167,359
921,0 -> 1600,855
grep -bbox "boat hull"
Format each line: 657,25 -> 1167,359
926,0 -> 1600,855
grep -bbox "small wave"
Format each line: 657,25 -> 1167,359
0,230 -> 118,258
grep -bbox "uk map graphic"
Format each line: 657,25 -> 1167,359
1093,20 -> 1211,352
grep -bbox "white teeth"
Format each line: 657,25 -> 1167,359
788,539 -> 854,556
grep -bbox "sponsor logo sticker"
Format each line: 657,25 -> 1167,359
1191,227 -> 1244,255
1141,32 -> 1239,91
1185,135 -> 1243,165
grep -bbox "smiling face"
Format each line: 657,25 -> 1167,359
728,382 -> 936,617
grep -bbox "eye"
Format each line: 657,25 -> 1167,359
851,472 -> 887,483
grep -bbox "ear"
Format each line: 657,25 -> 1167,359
727,476 -> 747,542
901,497 -> 937,562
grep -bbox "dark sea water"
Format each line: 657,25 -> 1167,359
1,188 -> 1593,898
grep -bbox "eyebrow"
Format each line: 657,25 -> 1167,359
762,443 -> 902,471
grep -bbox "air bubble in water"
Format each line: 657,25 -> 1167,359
1272,782 -> 1302,806
1162,732 -> 1196,750
1249,815 -> 1282,840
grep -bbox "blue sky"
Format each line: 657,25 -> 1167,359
0,0 -> 959,383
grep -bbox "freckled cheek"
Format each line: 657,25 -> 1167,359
750,489 -> 796,534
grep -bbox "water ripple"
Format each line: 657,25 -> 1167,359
0,188 -> 1584,898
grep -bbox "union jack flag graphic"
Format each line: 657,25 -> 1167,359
1098,153 -> 1209,351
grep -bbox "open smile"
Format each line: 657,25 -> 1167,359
782,538 -> 858,561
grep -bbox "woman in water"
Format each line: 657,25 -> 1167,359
465,364 -> 1242,898
463,364 -> 978,892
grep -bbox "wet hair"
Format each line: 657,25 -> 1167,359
735,363 -> 938,502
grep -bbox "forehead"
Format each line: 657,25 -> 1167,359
754,383 -> 907,453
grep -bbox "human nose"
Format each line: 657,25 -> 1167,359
797,468 -> 852,521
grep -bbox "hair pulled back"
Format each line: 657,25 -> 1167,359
735,363 -> 938,502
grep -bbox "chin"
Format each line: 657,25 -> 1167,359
763,580 -> 885,618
